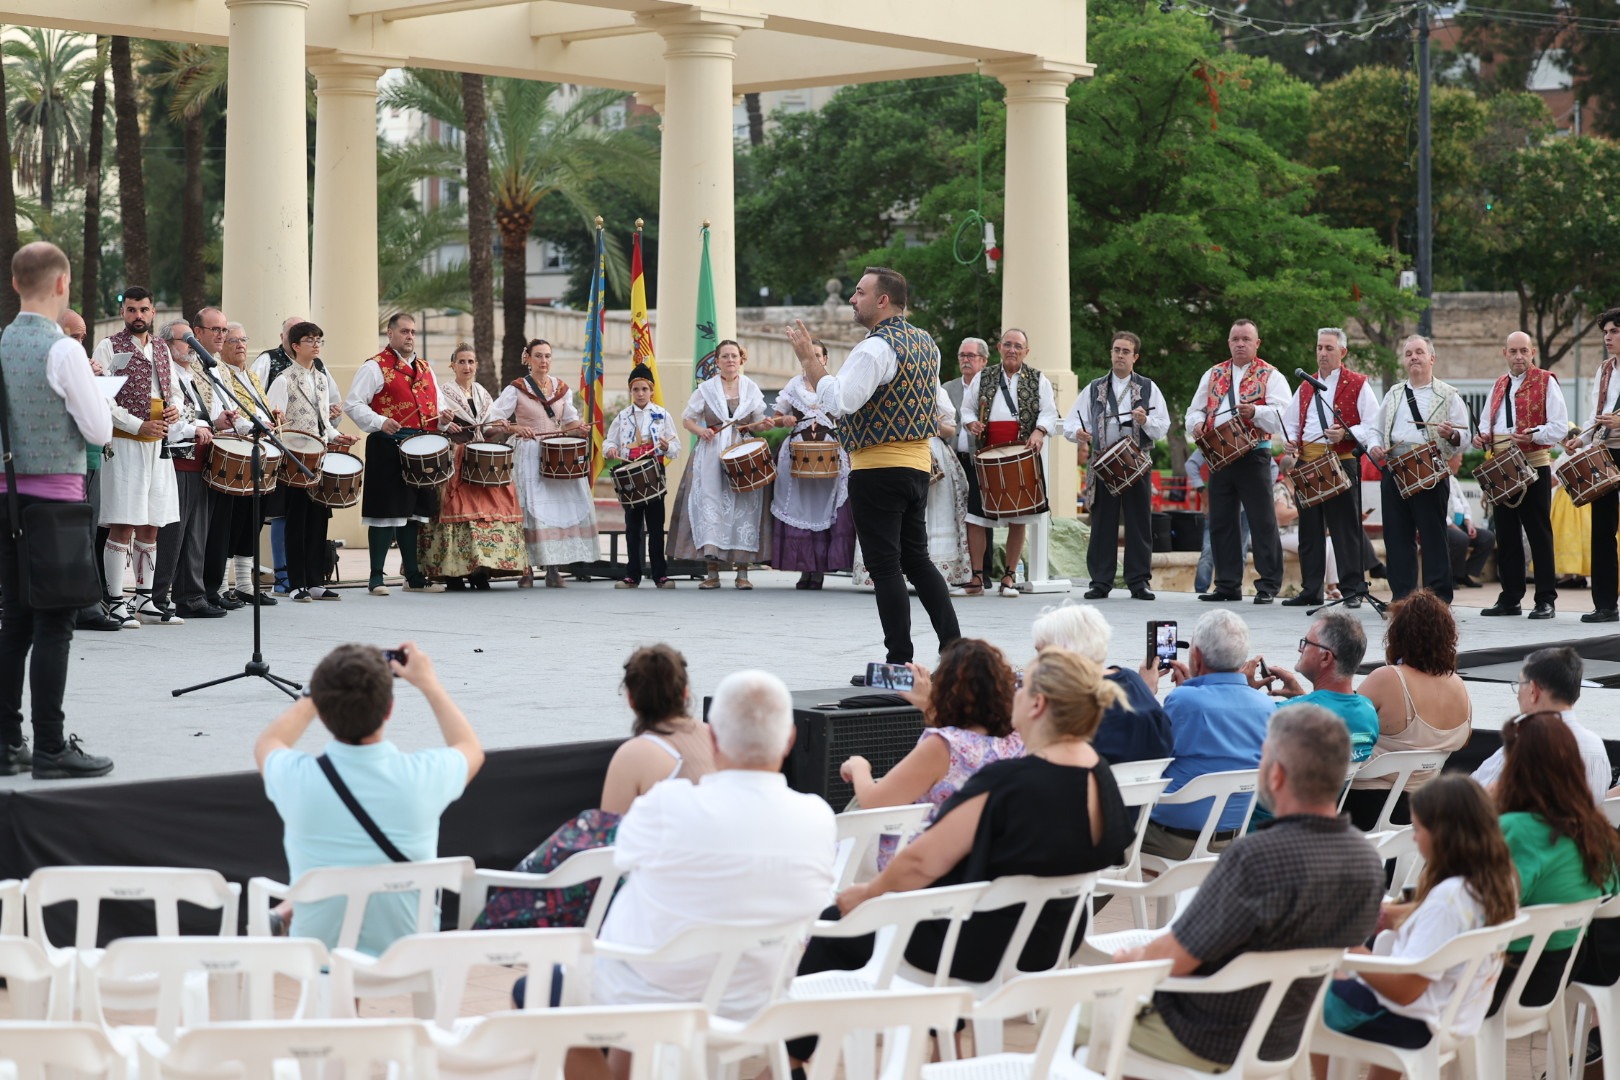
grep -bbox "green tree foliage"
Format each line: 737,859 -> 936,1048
1221,0 -> 1416,86
3,28 -> 95,215
376,139 -> 471,318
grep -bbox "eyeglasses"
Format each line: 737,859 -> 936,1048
225,337 -> 249,346
1298,638 -> 1336,657
299,339 -> 325,347
999,341 -> 1025,350
202,325 -> 227,333
1509,678 -> 1529,692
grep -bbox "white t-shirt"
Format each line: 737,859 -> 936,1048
1367,875 -> 1502,1036
1471,710 -> 1611,804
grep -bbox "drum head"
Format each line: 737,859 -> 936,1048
979,445 -> 1028,461
546,436 -> 587,450
722,441 -> 763,459
212,436 -> 253,454
468,442 -> 512,454
401,433 -> 451,454
260,444 -> 284,462
281,431 -> 325,453
321,452 -> 363,474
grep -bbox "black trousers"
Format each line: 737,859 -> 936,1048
1086,471 -> 1152,590
283,486 -> 332,591
202,485 -> 232,596
228,493 -> 264,559
624,499 -> 667,583
1491,465 -> 1557,606
1591,448 -> 1620,613
958,450 -> 994,583
1209,448 -> 1283,594
153,469 -> 211,605
1297,456 -> 1365,598
0,494 -> 74,751
1447,524 -> 1495,581
1381,474 -> 1452,603
847,467 -> 960,663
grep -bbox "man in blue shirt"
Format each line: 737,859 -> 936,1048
1138,609 -> 1274,859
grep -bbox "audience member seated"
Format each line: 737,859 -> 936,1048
1472,647 -> 1612,802
1447,467 -> 1493,588
1114,704 -> 1384,1073
790,647 -> 1132,1067
1137,609 -> 1274,860
255,642 -> 483,954
1032,601 -> 1172,766
1345,590 -> 1472,830
840,637 -> 1022,870
1488,712 -> 1620,1014
476,644 -> 715,930
1312,774 -> 1519,1074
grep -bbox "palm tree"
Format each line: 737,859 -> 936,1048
145,41 -> 228,318
0,27 -> 21,326
461,72 -> 495,390
81,37 -> 107,321
110,36 -> 149,287
3,27 -> 95,215
377,139 -> 470,316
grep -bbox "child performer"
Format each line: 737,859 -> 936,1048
603,364 -> 680,588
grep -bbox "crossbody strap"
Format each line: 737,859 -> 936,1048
317,753 -> 410,863
0,353 -> 23,539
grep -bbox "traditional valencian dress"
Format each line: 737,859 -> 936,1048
419,381 -> 527,581
491,374 -> 599,567
770,374 -> 855,573
668,373 -> 773,564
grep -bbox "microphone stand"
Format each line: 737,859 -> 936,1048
1293,370 -> 1388,619
173,336 -> 316,700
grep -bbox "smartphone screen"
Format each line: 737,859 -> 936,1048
865,662 -> 915,691
1146,621 -> 1178,667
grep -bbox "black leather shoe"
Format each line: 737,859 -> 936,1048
1582,609 -> 1619,623
1199,591 -> 1241,602
31,734 -> 113,779
1481,602 -> 1523,617
1130,588 -> 1156,601
1455,577 -> 1483,589
1253,592 -> 1275,605
1529,602 -> 1556,620
1368,564 -> 1387,579
177,601 -> 227,619
1344,594 -> 1363,609
1281,594 -> 1321,607
0,736 -> 32,776
210,591 -> 244,611
247,590 -> 278,607
1083,585 -> 1110,599
75,607 -> 124,632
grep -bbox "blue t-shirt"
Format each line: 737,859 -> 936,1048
1293,689 -> 1380,763
1154,673 -> 1274,832
263,740 -> 468,956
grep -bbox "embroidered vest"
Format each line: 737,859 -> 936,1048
1486,367 -> 1552,436
839,316 -> 940,452
1085,372 -> 1155,449
975,363 -> 1044,442
370,348 -> 438,431
1380,377 -> 1462,450
1599,358 -> 1620,447
220,363 -> 273,425
281,364 -> 334,440
106,329 -> 173,419
0,313 -> 85,475
1205,358 -> 1275,440
170,368 -> 209,466
262,345 -> 332,391
1297,367 -> 1367,456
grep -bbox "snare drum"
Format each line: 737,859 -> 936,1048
539,434 -> 591,480
720,438 -> 776,492
1195,420 -> 1258,472
612,455 -> 667,507
1386,442 -> 1448,500
278,430 -> 327,490
1557,445 -> 1620,508
1091,439 -> 1151,497
399,433 -> 454,488
1475,443 -> 1536,510
974,443 -> 1048,520
205,436 -> 282,496
461,441 -> 515,487
310,451 -> 364,509
1291,453 -> 1351,509
789,440 -> 842,479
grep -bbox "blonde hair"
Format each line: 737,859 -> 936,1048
1024,647 -> 1124,741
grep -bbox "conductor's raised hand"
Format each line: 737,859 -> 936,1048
786,320 -> 821,366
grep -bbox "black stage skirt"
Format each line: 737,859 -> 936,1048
362,431 -> 439,521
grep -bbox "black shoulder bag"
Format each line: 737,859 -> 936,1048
317,753 -> 410,863
0,356 -> 101,611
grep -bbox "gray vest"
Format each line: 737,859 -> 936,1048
0,313 -> 86,476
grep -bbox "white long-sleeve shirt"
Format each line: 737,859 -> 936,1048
1184,361 -> 1291,438
1371,382 -> 1471,453
254,349 -> 343,406
47,334 -> 114,447
807,333 -> 954,422
1484,372 -> 1569,446
603,402 -> 680,461
1063,373 -> 1170,448
343,357 -> 450,434
1282,368 -> 1380,450
267,363 -> 342,443
167,360 -> 221,447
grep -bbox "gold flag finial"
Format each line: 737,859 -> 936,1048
594,215 -> 604,228
635,217 -> 645,231
702,219 -> 711,229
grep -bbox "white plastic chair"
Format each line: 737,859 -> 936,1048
1563,893 -> 1620,1080
710,988 -> 974,1080
0,935 -> 73,1019
1137,769 -> 1260,881
1603,797 -> 1620,829
457,846 -> 625,934
25,866 -> 240,953
246,855 -> 473,947
593,915 -> 815,1017
1111,758 -> 1173,784
922,961 -> 1174,1080
141,1018 -> 436,1080
1104,946 -> 1344,1079
1312,913 -> 1530,1080
1082,858 -> 1220,953
1110,777 -> 1174,926
1476,898 -> 1602,1080
329,926 -> 593,1029
1343,750 -> 1450,833
0,1021 -> 127,1079
437,1003 -> 707,1080
1368,827 -> 1425,902
833,805 -> 936,891
1,877 -> 23,935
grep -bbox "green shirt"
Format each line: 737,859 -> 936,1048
1502,810 -> 1604,952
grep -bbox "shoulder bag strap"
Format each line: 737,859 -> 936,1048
317,753 -> 410,863
0,355 -> 22,539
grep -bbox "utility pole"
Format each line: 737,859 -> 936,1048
1416,2 -> 1434,337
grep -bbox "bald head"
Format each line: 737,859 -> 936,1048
1504,331 -> 1536,377
58,309 -> 86,342
281,316 -> 302,349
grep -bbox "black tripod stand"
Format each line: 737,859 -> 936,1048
173,337 -> 314,699
1293,372 -> 1389,620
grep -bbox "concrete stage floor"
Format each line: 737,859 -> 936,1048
5,569 -> 1617,790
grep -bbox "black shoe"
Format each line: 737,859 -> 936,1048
176,600 -> 227,619
1254,592 -> 1275,605
1199,591 -> 1241,602
1368,563 -> 1387,579
1083,585 -> 1111,599
210,591 -> 244,611
1481,602 -> 1523,617
1455,576 -> 1482,589
0,736 -> 32,776
1281,594 -> 1321,607
1345,594 -> 1363,609
75,606 -> 124,632
252,590 -> 278,606
1130,587 -> 1156,601
1529,602 -> 1556,620
30,734 -> 114,779
1582,609 -> 1619,623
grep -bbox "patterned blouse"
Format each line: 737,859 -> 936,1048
877,726 -> 1025,869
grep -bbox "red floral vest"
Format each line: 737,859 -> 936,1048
107,329 -> 173,419
1296,367 -> 1367,456
1205,358 -> 1275,438
1486,366 -> 1552,436
369,347 -> 439,431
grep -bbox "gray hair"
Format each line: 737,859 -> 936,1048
1031,602 -> 1112,664
959,337 -> 989,359
157,319 -> 191,344
1401,334 -> 1436,359
1317,327 -> 1347,349
708,670 -> 795,768
1191,609 -> 1249,672
1312,612 -> 1366,679
1267,703 -> 1350,805
226,321 -> 246,334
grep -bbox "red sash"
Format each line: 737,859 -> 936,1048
985,420 -> 1021,448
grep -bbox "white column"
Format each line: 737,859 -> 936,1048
222,0 -> 311,350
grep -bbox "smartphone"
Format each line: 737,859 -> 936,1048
1146,621 -> 1178,669
1258,657 -> 1272,680
865,662 -> 915,692
382,647 -> 408,672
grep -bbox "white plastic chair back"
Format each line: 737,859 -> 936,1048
1476,898 -> 1602,1080
833,805 -> 935,891
1346,751 -> 1450,833
1137,769 -> 1259,877
593,915 -> 814,1016
731,988 -> 973,1080
1561,893 -> 1620,1080
0,878 -> 23,936
329,926 -> 593,1028
246,856 -> 473,948
83,936 -> 328,1041
1113,778 -> 1173,878
25,867 -> 240,952
1368,827 -> 1425,901
1111,758 -> 1173,784
1603,797 -> 1620,829
438,1003 -> 706,1080
0,1021 -> 127,1079
795,883 -> 989,995
457,846 -> 624,934
1084,858 -> 1220,951
0,935 -> 72,1019
148,1018 -> 436,1080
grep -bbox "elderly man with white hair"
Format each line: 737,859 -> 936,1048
1032,602 -> 1170,765
1137,608 -> 1275,860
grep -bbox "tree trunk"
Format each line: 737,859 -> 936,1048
82,46 -> 107,324
39,111 -> 52,215
110,36 -> 150,287
461,72 -> 497,393
498,214 -> 532,386
744,92 -> 765,146
180,108 -> 206,320
0,30 -> 21,326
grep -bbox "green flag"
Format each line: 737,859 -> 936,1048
693,224 -> 718,384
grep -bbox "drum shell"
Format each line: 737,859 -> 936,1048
1092,439 -> 1151,497
1291,454 -> 1351,510
310,451 -> 364,509
1475,444 -> 1535,510
278,430 -> 327,490
205,437 -> 281,496
974,445 -> 1048,520
1557,446 -> 1620,508
612,455 -> 667,507
399,434 -> 455,488
1387,443 -> 1448,500
539,435 -> 591,480
1195,421 -> 1258,472
789,440 -> 842,479
721,438 -> 777,493
461,442 -> 515,487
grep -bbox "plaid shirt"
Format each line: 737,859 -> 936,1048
1155,813 -> 1384,1065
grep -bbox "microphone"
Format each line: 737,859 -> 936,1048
184,333 -> 219,369
1295,368 -> 1329,393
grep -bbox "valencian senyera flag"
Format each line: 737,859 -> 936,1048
580,219 -> 607,479
693,223 -> 718,384
629,221 -> 664,407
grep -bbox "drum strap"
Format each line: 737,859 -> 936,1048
1311,388 -> 1332,442
1403,386 -> 1430,441
1504,382 -> 1514,431
525,376 -> 559,422
997,370 -> 1018,419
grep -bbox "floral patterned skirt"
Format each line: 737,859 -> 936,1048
418,443 -> 527,578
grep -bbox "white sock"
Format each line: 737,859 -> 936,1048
104,541 -> 130,601
133,541 -> 157,589
234,556 -> 255,594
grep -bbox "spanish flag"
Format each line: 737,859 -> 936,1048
629,221 -> 664,407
